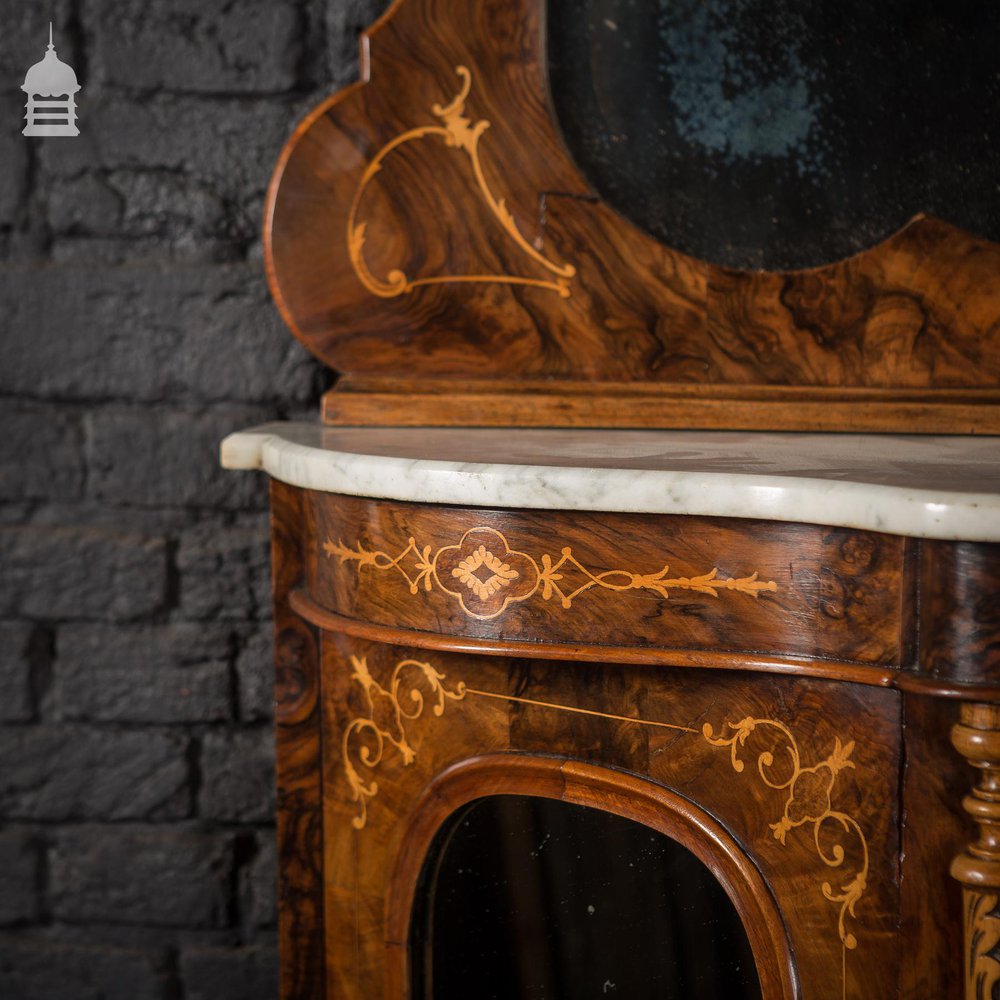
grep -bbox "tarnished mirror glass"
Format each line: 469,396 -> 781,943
411,796 -> 762,999
548,0 -> 1000,269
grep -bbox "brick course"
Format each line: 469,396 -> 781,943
0,623 -> 37,722
50,826 -> 235,927
0,938 -> 165,1000
0,0 -> 386,993
54,623 -> 234,724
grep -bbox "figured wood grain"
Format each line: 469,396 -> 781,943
262,480 -> 1000,998
920,542 -> 1000,687
269,481 -> 325,1000
304,492 -> 910,666
288,588 -> 1000,704
289,587 -> 904,686
265,0 -> 1000,432
898,695 -> 965,999
317,637 -> 901,999
258,0 -> 1000,965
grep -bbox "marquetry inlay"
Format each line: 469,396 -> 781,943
342,655 -> 467,831
342,654 -> 868,997
324,525 -> 777,621
347,66 -> 576,299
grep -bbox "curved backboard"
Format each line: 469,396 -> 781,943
264,0 -> 1000,431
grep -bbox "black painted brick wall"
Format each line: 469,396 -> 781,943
0,1 -> 384,997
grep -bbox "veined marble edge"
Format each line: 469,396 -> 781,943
219,428 -> 1000,542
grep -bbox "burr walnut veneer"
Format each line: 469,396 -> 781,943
228,0 -> 1000,996
223,427 -> 1000,1000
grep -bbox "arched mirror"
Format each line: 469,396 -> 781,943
410,795 -> 762,999
548,0 -> 1000,269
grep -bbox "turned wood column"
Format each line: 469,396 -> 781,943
951,704 -> 1000,1000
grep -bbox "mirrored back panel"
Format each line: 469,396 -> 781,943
548,0 -> 1000,269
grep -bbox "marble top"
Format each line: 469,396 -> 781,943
221,423 -> 1000,541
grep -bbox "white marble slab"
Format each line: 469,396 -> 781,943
221,423 -> 1000,541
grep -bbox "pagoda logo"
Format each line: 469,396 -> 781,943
22,24 -> 81,137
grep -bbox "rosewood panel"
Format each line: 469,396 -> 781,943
302,492 -> 910,666
318,634 -> 901,999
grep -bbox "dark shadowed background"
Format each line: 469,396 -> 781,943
0,1 -> 384,996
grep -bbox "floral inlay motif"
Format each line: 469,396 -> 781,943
433,528 -> 539,619
324,526 -> 777,621
453,544 -> 518,599
539,547 -> 775,608
339,655 -> 868,999
341,655 -> 465,830
702,717 -> 868,953
347,65 -> 576,299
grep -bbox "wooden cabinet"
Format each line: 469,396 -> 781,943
219,431 -> 1000,999
227,0 -> 1000,994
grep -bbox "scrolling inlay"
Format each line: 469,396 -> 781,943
342,655 -> 466,830
341,656 -> 868,995
347,65 -> 576,299
703,718 -> 868,954
324,525 -> 777,620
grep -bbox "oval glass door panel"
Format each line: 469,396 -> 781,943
547,0 -> 1000,269
410,796 -> 762,999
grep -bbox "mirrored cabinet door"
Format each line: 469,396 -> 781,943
411,796 -> 763,999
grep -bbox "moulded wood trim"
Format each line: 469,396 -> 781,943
383,753 -> 800,999
332,377 -> 1000,403
289,589 -> 1000,701
323,379 -> 1000,432
322,386 -> 1000,432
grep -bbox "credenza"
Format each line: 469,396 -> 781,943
224,0 -> 1000,995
